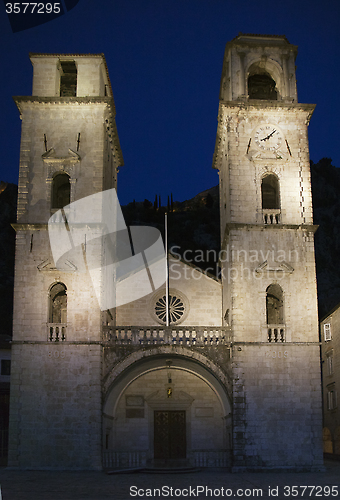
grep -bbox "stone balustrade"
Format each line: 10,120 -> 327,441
267,324 -> 285,342
102,326 -> 229,346
102,451 -> 147,469
102,450 -> 231,469
190,450 -> 231,467
47,323 -> 67,342
262,209 -> 281,224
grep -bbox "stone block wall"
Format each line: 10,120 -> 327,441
8,343 -> 102,469
218,104 -> 314,233
232,344 -> 323,469
12,228 -> 102,343
15,102 -> 114,222
221,227 -> 319,343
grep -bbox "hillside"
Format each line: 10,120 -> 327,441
311,158 -> 340,317
0,182 -> 17,337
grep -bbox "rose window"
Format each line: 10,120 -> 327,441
155,294 -> 186,325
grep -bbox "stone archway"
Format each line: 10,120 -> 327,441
102,347 -> 232,468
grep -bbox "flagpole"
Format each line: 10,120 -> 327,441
165,212 -> 169,327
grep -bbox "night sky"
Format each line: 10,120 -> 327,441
0,0 -> 339,205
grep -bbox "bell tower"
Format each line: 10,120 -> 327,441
8,54 -> 123,469
213,34 -> 323,469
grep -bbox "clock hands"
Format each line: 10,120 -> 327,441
261,129 -> 276,142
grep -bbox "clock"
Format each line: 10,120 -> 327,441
253,125 -> 283,152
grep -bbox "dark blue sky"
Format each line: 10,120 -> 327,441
0,0 -> 339,205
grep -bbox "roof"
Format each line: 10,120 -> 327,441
226,33 -> 296,52
169,251 -> 221,284
235,32 -> 290,42
320,300 -> 340,323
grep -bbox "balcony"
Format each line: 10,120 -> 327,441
262,209 -> 281,224
267,325 -> 285,342
102,326 -> 229,346
48,323 -> 67,342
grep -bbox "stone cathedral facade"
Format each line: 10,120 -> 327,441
8,35 -> 323,470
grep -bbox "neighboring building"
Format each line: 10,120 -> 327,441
8,35 -> 323,471
320,305 -> 340,455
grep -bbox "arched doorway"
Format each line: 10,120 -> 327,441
103,351 -> 232,468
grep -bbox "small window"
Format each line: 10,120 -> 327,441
324,323 -> 331,342
52,173 -> 70,209
327,385 -> 337,411
60,60 -> 77,97
50,283 -> 67,323
248,73 -> 277,100
326,352 -> 334,376
1,359 -> 11,376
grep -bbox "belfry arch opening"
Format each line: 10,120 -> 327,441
51,173 -> 70,209
60,60 -> 77,97
261,174 -> 280,210
248,73 -> 277,100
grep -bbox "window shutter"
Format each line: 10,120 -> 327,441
327,390 -> 333,410
324,323 -> 331,341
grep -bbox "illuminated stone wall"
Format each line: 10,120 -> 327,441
213,34 -> 323,470
115,255 -> 222,327
111,368 -> 226,456
8,54 -> 122,469
30,54 -> 110,98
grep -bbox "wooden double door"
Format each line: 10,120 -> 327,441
154,410 -> 186,459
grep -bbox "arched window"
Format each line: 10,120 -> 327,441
248,73 -> 277,100
49,283 -> 67,324
266,284 -> 284,342
261,174 -> 280,210
266,284 -> 283,325
52,173 -> 70,209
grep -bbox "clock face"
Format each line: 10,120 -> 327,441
254,125 -> 283,152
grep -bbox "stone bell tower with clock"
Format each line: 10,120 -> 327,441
213,34 -> 323,469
